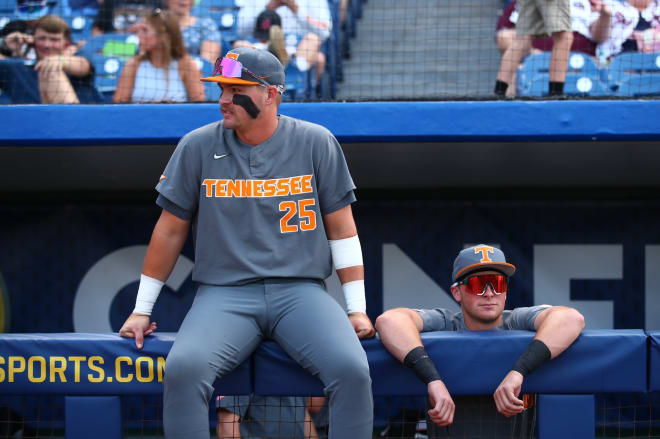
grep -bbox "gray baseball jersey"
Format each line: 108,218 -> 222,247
419,304 -> 551,438
217,395 -> 308,438
155,115 -> 356,285
417,305 -> 551,332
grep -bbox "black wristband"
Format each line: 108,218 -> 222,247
512,339 -> 551,377
403,346 -> 442,385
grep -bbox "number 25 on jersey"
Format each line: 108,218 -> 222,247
279,199 -> 317,233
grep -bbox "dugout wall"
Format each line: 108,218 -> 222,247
0,330 -> 653,439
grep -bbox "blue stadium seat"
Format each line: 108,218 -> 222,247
520,72 -> 610,97
608,52 -> 660,96
0,0 -> 16,12
0,15 -> 13,31
90,53 -> 124,102
324,0 -> 342,95
64,13 -> 94,42
193,55 -> 220,101
83,33 -> 138,59
518,52 -> 609,97
283,61 -> 310,101
190,0 -> 238,48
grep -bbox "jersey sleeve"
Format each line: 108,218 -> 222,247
155,135 -> 202,216
506,305 -> 552,330
314,131 -> 356,215
416,308 -> 454,332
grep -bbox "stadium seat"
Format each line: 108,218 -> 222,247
518,52 -> 609,97
64,13 -> 93,42
325,0 -> 342,94
520,72 -> 610,97
0,0 -> 15,26
190,0 -> 238,49
0,15 -> 12,31
83,33 -> 138,59
283,61 -> 310,101
193,55 -> 220,101
0,0 -> 17,12
608,52 -> 660,97
90,53 -> 124,102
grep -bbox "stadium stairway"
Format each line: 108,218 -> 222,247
335,0 -> 502,100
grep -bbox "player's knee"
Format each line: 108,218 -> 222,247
325,355 -> 371,390
164,351 -> 208,386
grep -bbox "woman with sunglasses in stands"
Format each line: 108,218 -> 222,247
114,9 -> 205,103
375,244 -> 585,438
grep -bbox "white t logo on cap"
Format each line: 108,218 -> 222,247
474,246 -> 494,262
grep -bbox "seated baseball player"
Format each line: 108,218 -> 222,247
375,244 -> 585,438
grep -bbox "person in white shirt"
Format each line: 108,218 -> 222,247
114,9 -> 205,102
597,0 -> 660,60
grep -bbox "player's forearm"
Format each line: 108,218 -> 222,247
534,306 -> 585,359
375,309 -> 425,362
335,265 -> 363,284
142,213 -> 190,281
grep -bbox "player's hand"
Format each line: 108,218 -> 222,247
427,379 -> 455,427
493,370 -> 525,417
348,312 -> 375,339
119,313 -> 157,349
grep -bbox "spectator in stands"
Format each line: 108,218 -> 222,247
233,9 -> 289,66
0,14 -> 98,103
113,9 -> 204,102
216,395 -> 320,439
236,0 -> 331,81
0,20 -> 34,59
495,0 -> 612,96
597,0 -> 660,60
375,244 -> 585,435
165,0 -> 222,64
93,0 -> 163,36
495,0 -> 574,96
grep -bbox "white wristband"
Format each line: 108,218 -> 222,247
329,235 -> 363,270
343,280 -> 366,314
133,274 -> 164,316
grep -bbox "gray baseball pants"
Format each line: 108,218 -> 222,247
163,278 -> 373,438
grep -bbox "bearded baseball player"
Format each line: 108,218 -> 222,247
119,47 -> 375,439
375,244 -> 585,436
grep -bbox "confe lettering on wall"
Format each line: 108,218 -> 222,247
73,243 -> 659,332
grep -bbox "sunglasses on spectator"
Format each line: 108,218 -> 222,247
212,57 -> 285,93
452,273 -> 508,296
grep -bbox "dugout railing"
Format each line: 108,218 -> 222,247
0,330 -> 657,439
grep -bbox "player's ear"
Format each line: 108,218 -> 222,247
264,86 -> 278,105
450,285 -> 462,303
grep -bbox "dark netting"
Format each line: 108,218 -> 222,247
1,0 -> 659,103
0,393 -> 658,438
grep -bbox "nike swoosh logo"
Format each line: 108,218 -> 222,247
214,153 -> 229,159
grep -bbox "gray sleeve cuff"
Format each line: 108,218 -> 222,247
416,308 -> 450,332
156,194 -> 195,220
320,190 -> 356,215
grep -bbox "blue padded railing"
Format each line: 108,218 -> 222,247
0,330 -> 655,439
